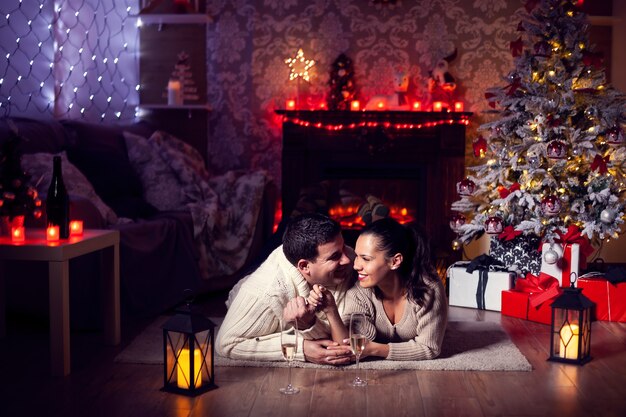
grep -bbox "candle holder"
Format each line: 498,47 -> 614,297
162,295 -> 217,396
453,101 -> 464,112
432,101 -> 444,112
548,273 -> 594,365
11,226 -> 25,242
285,99 -> 296,110
350,100 -> 361,111
412,101 -> 422,111
70,220 -> 84,236
46,226 -> 60,242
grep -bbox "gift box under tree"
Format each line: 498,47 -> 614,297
448,255 -> 515,312
501,272 -> 561,325
578,270 -> 626,323
489,232 -> 541,276
540,225 -> 595,288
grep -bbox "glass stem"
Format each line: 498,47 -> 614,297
287,361 -> 292,388
356,354 -> 360,380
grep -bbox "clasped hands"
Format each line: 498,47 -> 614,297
282,285 -> 353,365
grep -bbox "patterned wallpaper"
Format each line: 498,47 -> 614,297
2,0 -> 607,192
204,0 -> 526,185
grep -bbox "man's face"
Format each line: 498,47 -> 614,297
298,234 -> 351,287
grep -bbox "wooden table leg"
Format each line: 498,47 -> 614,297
0,260 -> 5,338
49,260 -> 70,376
101,243 -> 120,345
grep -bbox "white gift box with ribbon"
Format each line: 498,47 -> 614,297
540,243 -> 580,288
448,267 -> 515,311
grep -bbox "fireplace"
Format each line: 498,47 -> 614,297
277,110 -> 470,255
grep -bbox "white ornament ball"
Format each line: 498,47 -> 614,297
600,209 -> 616,224
543,248 -> 559,265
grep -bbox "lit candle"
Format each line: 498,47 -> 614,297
167,79 -> 182,106
69,220 -> 83,236
412,101 -> 422,111
376,100 -> 386,110
454,101 -> 464,112
46,225 -> 60,242
319,102 -> 327,110
350,100 -> 360,111
177,348 -> 203,389
11,226 -> 25,242
559,323 -> 579,360
432,101 -> 443,112
286,99 -> 296,110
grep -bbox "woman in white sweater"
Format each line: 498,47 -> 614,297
309,218 -> 448,361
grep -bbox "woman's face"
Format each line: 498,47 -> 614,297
353,233 -> 396,288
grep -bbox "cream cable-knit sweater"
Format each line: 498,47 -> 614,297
342,275 -> 448,361
216,245 -> 355,362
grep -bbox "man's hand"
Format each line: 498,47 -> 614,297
283,296 -> 316,329
303,339 -> 353,365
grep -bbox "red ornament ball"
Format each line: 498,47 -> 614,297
457,178 -> 476,196
541,195 -> 561,217
546,140 -> 567,159
485,216 -> 504,235
472,136 -> 488,158
606,126 -> 624,146
449,213 -> 466,233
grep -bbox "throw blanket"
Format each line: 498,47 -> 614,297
147,131 -> 269,278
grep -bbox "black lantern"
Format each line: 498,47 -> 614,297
162,300 -> 217,395
548,274 -> 594,365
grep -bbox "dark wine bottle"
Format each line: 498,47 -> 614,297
46,156 -> 70,238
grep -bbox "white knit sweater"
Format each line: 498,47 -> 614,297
342,275 -> 448,361
216,245 -> 355,361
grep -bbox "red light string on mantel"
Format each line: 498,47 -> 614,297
281,116 -> 470,131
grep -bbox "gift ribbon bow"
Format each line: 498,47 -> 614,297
465,255 -> 506,310
498,225 -> 522,241
590,154 -> 609,175
555,225 -> 594,268
515,272 -> 561,308
497,182 -> 521,199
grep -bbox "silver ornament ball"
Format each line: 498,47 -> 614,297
543,249 -> 559,265
600,209 -> 616,224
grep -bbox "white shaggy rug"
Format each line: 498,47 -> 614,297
115,316 -> 532,372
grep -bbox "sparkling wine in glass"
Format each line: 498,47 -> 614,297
279,319 -> 300,395
349,312 -> 368,387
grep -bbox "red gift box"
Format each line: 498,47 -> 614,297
501,272 -> 561,325
578,276 -> 626,322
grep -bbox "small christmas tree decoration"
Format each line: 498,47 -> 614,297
543,246 -> 559,265
600,209 -> 616,224
606,126 -> 624,146
456,178 -> 476,196
472,136 -> 488,158
327,53 -> 358,111
449,213 -> 466,233
485,216 -> 504,235
541,195 -> 561,217
546,139 -> 567,160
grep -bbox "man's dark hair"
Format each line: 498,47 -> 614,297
282,213 -> 342,265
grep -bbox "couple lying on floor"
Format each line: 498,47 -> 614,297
215,213 -> 448,364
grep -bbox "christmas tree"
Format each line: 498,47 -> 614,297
450,0 -> 626,249
327,53 -> 358,110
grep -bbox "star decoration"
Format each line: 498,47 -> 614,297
284,48 -> 315,82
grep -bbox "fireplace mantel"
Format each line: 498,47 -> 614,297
277,109 -> 471,253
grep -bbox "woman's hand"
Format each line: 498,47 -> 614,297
307,284 -> 338,314
343,338 -> 389,360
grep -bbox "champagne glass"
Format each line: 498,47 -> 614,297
349,312 -> 368,387
279,319 -> 300,395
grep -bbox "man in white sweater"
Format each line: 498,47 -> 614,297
216,213 -> 355,364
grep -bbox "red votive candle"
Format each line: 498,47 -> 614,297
350,100 -> 360,111
454,101 -> 464,112
69,220 -> 83,236
432,101 -> 443,112
46,226 -> 60,242
11,226 -> 25,242
412,101 -> 422,111
286,99 -> 296,110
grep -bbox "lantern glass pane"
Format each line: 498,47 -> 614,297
195,329 -> 213,386
165,330 -> 189,387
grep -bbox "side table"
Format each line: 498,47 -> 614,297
0,229 -> 120,376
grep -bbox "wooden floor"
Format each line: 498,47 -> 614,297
1,290 -> 626,417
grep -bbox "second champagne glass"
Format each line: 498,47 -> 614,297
279,319 -> 300,395
349,312 -> 368,387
